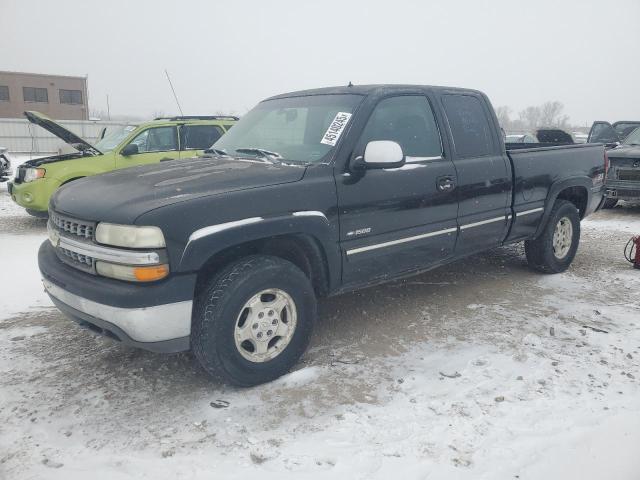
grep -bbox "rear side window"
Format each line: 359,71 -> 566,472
180,125 -> 224,150
359,96 -> 442,159
442,95 -> 494,157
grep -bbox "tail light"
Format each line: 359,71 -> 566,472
604,150 -> 610,178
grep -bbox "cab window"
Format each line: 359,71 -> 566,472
442,94 -> 495,158
127,126 -> 178,153
180,125 -> 224,150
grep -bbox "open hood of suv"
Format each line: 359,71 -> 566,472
24,111 -> 101,155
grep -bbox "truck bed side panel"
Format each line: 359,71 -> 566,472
505,144 -> 605,242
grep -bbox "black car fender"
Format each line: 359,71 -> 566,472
534,176 -> 593,238
177,212 -> 341,286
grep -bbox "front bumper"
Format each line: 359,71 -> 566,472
9,178 -> 56,212
605,183 -> 640,201
39,241 -> 196,352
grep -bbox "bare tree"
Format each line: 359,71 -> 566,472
495,106 -> 512,129
539,101 -> 567,127
518,106 -> 541,130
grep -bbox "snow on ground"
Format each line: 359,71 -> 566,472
1,188 -> 639,480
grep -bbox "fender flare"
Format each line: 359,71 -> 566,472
177,212 -> 341,285
534,176 -> 592,238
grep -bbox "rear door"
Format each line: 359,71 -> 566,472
588,121 -> 619,144
336,95 -> 459,285
440,93 -> 512,254
115,125 -> 181,168
179,124 -> 225,158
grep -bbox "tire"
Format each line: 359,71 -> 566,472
601,197 -> 618,209
525,200 -> 580,274
191,255 -> 316,387
25,208 -> 49,219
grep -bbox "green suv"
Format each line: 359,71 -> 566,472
8,112 -> 237,216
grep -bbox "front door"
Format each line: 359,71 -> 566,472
336,95 -> 459,286
588,121 -> 619,144
439,93 -> 512,254
116,125 -> 181,168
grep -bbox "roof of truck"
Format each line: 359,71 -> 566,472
266,84 -> 483,100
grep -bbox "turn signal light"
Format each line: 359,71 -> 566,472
96,261 -> 169,282
133,265 -> 170,282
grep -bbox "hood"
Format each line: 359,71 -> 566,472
608,144 -> 640,160
25,111 -> 101,155
20,151 -> 90,169
51,156 -> 307,223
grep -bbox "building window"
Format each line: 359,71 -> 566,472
0,86 -> 9,102
23,87 -> 49,103
59,89 -> 83,105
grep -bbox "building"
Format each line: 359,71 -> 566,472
0,71 -> 89,120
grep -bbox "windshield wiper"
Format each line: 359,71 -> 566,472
235,148 -> 283,163
202,148 -> 231,158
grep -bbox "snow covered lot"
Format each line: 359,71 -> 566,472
1,188 -> 639,480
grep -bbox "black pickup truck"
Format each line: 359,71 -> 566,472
39,85 -> 606,386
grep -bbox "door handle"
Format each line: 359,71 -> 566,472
437,175 -> 456,192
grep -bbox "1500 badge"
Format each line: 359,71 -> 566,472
346,227 -> 372,237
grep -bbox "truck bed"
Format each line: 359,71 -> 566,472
505,143 -> 605,242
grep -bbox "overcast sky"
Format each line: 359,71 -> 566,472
1,0 -> 639,125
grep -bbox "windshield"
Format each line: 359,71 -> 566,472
212,94 -> 363,163
94,125 -> 138,152
614,122 -> 640,140
622,127 -> 640,146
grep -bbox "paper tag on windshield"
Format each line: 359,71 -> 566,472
321,112 -> 352,146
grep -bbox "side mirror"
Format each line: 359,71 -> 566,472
121,144 -> 139,156
354,140 -> 405,170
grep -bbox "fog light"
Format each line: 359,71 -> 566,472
23,192 -> 33,203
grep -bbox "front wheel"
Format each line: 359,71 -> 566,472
525,200 -> 580,273
191,255 -> 316,386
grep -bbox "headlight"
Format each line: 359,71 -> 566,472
95,223 -> 166,248
23,168 -> 45,182
96,262 -> 169,282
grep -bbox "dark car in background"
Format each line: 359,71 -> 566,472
0,148 -> 11,183
588,121 -> 640,208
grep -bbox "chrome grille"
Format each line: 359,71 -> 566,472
618,169 -> 640,182
50,210 -> 95,239
59,246 -> 95,272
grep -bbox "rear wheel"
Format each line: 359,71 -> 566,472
525,200 -> 580,273
601,197 -> 618,209
191,255 -> 316,386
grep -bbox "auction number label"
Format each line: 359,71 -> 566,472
321,112 -> 352,146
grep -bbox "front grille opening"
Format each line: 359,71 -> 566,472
50,211 -> 95,240
618,169 -> 640,181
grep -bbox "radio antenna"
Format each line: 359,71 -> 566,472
164,69 -> 184,116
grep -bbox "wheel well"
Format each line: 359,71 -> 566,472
194,234 -> 330,298
556,186 -> 588,218
61,176 -> 85,186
